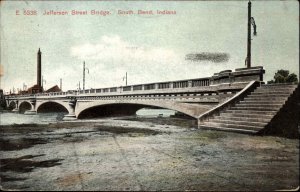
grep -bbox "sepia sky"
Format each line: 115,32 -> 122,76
0,0 -> 299,92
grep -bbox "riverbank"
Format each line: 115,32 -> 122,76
0,117 -> 299,191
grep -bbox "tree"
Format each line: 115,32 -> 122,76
267,70 -> 298,84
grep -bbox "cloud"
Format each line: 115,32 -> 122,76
71,35 -> 179,68
65,36 -> 233,90
69,35 -> 184,88
185,52 -> 230,63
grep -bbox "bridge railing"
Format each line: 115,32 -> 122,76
3,77 -> 239,99
69,77 -> 211,96
5,67 -> 265,99
4,76 -> 212,99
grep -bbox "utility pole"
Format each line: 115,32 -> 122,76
126,72 -> 127,86
23,83 -> 27,91
123,72 -> 128,86
42,76 -> 46,87
246,1 -> 257,68
37,48 -> 42,87
83,62 -> 85,90
83,61 -> 89,91
60,78 -> 62,91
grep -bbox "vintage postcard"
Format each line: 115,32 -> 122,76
0,0 -> 299,191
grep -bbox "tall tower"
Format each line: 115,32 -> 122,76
37,48 -> 42,87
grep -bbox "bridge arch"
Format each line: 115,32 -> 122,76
19,101 -> 32,113
36,101 -> 69,113
7,101 -> 17,110
78,103 -> 161,119
75,100 -> 210,119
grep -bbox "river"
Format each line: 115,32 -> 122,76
0,108 -> 176,125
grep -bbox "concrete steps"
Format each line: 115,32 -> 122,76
254,88 -> 295,93
214,115 -> 272,123
249,93 -> 291,97
251,91 -> 291,95
243,97 -> 287,101
260,84 -> 297,88
199,83 -> 297,134
235,103 -> 283,108
224,110 -> 277,115
256,86 -> 296,90
211,119 -> 267,127
230,106 -> 279,111
239,100 -> 285,105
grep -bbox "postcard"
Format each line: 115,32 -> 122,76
0,0 -> 299,191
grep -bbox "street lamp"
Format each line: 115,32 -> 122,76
83,61 -> 89,91
123,72 -> 128,86
245,0 -> 257,68
42,75 -> 46,89
77,81 -> 81,91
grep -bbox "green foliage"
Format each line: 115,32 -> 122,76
286,73 -> 298,83
268,70 -> 298,84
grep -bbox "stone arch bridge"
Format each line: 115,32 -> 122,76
5,67 -> 265,125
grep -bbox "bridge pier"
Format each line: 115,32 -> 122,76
63,98 -> 77,121
11,100 -> 19,112
24,110 -> 37,115
63,113 -> 77,120
12,107 -> 19,112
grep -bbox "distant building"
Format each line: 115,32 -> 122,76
45,85 -> 61,93
27,84 -> 44,94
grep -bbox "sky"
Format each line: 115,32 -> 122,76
0,0 -> 299,93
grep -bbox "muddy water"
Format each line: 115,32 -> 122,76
0,113 -> 299,191
0,108 -> 175,125
0,112 -> 66,125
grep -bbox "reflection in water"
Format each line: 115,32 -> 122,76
0,108 -> 176,125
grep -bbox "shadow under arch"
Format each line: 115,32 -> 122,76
19,101 -> 32,113
77,103 -> 195,119
37,102 -> 68,113
8,101 -> 16,110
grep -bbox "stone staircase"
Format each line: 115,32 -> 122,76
199,83 -> 298,134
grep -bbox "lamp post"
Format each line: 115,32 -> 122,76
123,72 -> 128,86
42,76 -> 46,87
23,83 -> 27,91
83,61 -> 89,91
60,78 -> 62,92
77,81 -> 81,91
246,1 -> 257,68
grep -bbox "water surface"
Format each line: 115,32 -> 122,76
0,108 -> 176,125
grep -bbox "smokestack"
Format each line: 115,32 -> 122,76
37,48 -> 42,87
